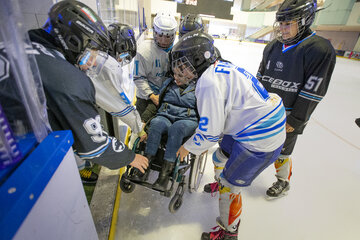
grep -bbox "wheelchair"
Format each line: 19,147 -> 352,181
120,135 -> 208,213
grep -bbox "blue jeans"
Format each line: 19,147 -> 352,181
145,116 -> 198,162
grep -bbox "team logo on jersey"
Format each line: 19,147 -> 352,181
261,75 -> 300,92
275,61 -> 283,72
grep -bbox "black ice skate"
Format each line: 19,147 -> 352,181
79,169 -> 98,185
266,178 -> 290,200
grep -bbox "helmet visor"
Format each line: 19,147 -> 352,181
116,52 -> 132,66
78,48 -> 108,77
172,56 -> 198,85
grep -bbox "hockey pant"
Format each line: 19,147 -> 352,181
212,135 -> 283,232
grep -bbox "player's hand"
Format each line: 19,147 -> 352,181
149,94 -> 159,106
176,145 -> 189,162
129,154 -> 149,173
286,122 -> 295,133
139,131 -> 147,142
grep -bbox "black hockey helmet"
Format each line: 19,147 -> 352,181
179,13 -> 204,37
171,31 -> 216,84
108,23 -> 136,66
44,0 -> 110,64
274,0 -> 317,44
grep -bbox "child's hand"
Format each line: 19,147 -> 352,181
176,145 -> 189,162
138,130 -> 147,142
149,94 -> 159,106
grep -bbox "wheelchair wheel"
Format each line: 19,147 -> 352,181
188,151 -> 208,193
120,175 -> 135,193
168,194 -> 183,213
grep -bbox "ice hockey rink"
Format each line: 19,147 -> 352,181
115,39 -> 360,240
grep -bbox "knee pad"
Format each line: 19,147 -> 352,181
212,148 -> 228,180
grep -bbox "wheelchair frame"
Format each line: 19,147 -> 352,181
120,137 -> 207,213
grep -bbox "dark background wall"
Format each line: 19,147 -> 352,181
176,0 -> 233,20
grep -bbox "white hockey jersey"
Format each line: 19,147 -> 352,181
133,40 -> 170,99
184,60 -> 286,154
89,55 -> 142,134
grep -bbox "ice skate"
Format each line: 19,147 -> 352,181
204,181 -> 219,196
266,178 -> 290,200
79,169 -> 98,184
201,217 -> 238,240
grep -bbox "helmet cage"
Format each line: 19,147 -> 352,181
153,28 -> 176,49
171,31 -> 216,78
172,56 -> 198,85
274,0 -> 315,44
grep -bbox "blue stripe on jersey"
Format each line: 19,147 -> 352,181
80,139 -> 111,158
299,92 -> 322,101
236,127 -> 285,142
110,106 -> 134,117
237,117 -> 286,138
134,60 -> 139,75
133,76 -> 146,81
282,32 -> 316,53
204,134 -> 220,142
236,100 -> 283,136
253,106 -> 285,129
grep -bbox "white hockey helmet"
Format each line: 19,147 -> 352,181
153,12 -> 177,50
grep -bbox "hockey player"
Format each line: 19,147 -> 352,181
177,13 -> 221,61
27,1 -> 148,175
179,13 -> 204,37
133,12 -> 177,124
257,0 -> 336,199
79,23 -> 144,137
174,31 -> 286,240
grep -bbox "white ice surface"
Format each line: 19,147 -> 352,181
115,40 -> 360,240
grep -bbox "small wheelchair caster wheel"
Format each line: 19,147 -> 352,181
168,194 -> 183,213
120,176 -> 135,193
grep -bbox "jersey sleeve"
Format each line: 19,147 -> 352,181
287,41 -> 336,133
183,75 -> 225,155
133,52 -> 153,98
256,41 -> 275,81
53,97 -> 135,169
256,48 -> 267,80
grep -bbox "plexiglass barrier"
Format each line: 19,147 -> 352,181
0,0 -> 50,171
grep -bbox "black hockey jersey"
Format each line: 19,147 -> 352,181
27,29 -> 135,169
257,31 -> 336,134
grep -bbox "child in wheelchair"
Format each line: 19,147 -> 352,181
131,76 -> 198,191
